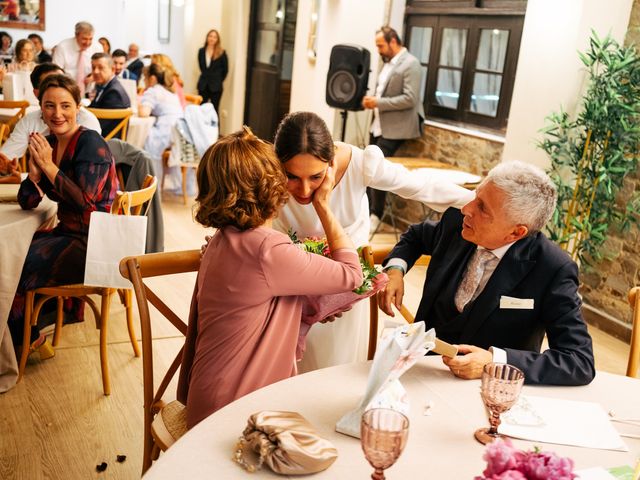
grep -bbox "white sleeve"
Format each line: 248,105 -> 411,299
0,115 -> 30,159
78,108 -> 102,133
361,145 -> 474,212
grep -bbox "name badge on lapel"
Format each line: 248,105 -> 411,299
500,296 -> 534,310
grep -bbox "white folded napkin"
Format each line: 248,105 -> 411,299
335,321 -> 435,438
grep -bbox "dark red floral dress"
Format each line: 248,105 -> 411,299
8,127 -> 117,345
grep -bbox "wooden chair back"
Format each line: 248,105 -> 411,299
0,122 -> 9,144
87,107 -> 133,140
361,245 -> 430,360
119,249 -> 200,474
184,93 -> 203,106
627,286 -> 640,377
0,100 -> 30,130
111,175 -> 157,216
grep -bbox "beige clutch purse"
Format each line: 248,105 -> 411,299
233,411 -> 338,475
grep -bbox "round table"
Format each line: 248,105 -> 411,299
127,116 -> 156,150
143,357 -> 640,478
0,197 -> 57,392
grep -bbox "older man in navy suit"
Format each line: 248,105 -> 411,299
379,161 -> 595,386
88,52 -> 131,136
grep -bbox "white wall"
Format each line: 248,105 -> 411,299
503,0 -> 634,168
290,0 -> 388,140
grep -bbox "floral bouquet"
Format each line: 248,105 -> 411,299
475,438 -> 576,480
289,230 -> 388,359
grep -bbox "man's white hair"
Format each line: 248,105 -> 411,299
75,21 -> 94,35
485,161 -> 557,234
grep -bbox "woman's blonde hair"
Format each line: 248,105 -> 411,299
195,127 -> 289,230
150,53 -> 182,88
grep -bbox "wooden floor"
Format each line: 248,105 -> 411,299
0,193 -> 633,479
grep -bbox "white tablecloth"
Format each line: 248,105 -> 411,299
0,197 -> 57,392
127,116 -> 156,150
144,356 -> 640,478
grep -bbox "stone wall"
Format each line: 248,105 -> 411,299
389,124 -> 504,229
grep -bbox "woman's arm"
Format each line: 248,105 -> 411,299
220,51 -> 229,82
361,145 -> 474,212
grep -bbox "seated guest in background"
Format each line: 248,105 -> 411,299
150,53 -> 186,108
98,36 -> 111,54
379,161 -> 595,386
52,21 -> 102,97
112,48 -> 137,81
0,63 -> 101,161
8,39 -> 36,72
177,127 -> 362,428
126,43 -> 143,80
138,63 -> 183,181
28,33 -> 52,64
0,31 -> 13,56
88,52 -> 131,136
6,74 -> 117,358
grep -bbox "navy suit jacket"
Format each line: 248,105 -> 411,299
385,208 -> 595,386
89,76 -> 131,137
127,58 -> 144,81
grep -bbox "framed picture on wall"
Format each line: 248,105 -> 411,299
158,0 -> 170,43
0,0 -> 45,31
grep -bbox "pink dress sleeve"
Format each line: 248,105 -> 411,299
260,233 -> 362,297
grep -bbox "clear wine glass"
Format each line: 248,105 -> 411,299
474,362 -> 525,445
361,408 -> 409,480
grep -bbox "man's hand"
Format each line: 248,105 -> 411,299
361,96 -> 378,109
442,344 -> 492,379
377,269 -> 404,316
0,152 -> 19,176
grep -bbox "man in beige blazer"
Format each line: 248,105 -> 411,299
362,26 -> 425,231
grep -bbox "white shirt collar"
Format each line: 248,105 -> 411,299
389,47 -> 406,66
478,241 -> 516,260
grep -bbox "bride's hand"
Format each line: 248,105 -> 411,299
311,165 -> 335,210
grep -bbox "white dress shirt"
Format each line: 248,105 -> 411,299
0,108 -> 101,159
51,37 -> 102,82
371,47 -> 407,138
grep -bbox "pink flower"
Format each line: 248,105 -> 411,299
482,438 -> 521,476
477,439 -> 576,480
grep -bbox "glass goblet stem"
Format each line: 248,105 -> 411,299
487,410 -> 501,435
372,467 -> 386,480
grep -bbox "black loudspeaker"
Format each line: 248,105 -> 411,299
326,44 -> 370,111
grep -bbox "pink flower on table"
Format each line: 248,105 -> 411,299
481,438 -> 522,477
521,452 -> 575,480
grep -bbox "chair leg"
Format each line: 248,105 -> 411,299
181,165 -> 188,205
52,296 -> 64,346
99,291 -> 113,396
18,291 -> 35,382
124,289 -> 140,357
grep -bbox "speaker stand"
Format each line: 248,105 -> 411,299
339,110 -> 348,142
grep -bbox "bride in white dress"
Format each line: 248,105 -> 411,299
273,111 -> 473,372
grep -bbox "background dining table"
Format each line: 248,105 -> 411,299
143,356 -> 640,479
0,195 -> 56,393
127,116 -> 156,150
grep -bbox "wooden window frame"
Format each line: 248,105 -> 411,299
405,8 -> 524,131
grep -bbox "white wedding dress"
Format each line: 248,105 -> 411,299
273,144 -> 473,373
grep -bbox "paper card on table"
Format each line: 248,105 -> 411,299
575,467 -> 618,480
500,395 -> 628,451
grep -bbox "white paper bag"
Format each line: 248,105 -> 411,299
84,211 -> 147,289
335,321 -> 435,438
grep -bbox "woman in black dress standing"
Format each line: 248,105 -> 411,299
197,29 -> 228,114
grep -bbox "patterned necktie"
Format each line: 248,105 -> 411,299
76,50 -> 86,97
454,249 -> 496,312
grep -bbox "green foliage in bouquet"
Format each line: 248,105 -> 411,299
539,30 -> 640,265
288,230 -> 381,295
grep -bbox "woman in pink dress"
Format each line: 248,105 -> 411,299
177,127 -> 363,428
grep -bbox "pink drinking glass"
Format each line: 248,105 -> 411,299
475,362 -> 525,445
361,408 -> 409,480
